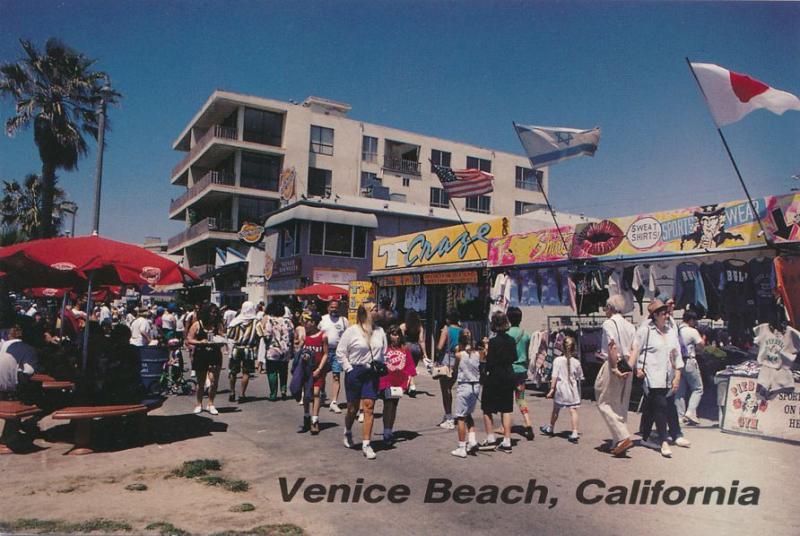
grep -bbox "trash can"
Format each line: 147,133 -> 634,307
139,346 -> 169,393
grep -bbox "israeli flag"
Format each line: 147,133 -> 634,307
513,123 -> 601,169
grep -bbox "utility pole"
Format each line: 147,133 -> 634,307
92,84 -> 111,235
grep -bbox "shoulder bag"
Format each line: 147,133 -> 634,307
361,327 -> 388,377
611,319 -> 632,373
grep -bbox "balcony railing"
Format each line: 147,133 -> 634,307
167,217 -> 236,251
172,125 -> 238,178
383,155 -> 421,175
362,151 -> 378,163
170,170 -> 235,213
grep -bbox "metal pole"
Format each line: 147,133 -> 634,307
71,206 -> 77,237
81,273 -> 95,372
92,90 -> 108,235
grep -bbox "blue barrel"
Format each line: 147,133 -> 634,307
139,347 -> 169,393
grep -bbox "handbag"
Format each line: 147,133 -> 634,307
360,327 -> 389,377
384,386 -> 403,399
431,362 -> 452,380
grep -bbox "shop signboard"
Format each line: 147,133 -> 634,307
348,280 -> 376,324
721,376 -> 800,443
372,218 -> 507,271
423,270 -> 478,285
314,268 -> 357,285
489,196 -> 773,268
273,256 -> 302,278
375,274 -> 422,287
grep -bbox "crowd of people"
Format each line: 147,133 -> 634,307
0,291 -> 706,462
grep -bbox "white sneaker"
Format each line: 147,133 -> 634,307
451,447 -> 467,458
362,444 -> 376,460
439,419 -> 455,430
193,405 -> 202,414
357,411 -> 364,423
683,413 -> 700,425
190,370 -> 196,378
640,438 -> 660,450
330,401 -> 342,414
660,441 -> 673,458
673,436 -> 691,448
207,405 -> 219,416
343,432 -> 353,449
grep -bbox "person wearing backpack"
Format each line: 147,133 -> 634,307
506,307 -> 535,441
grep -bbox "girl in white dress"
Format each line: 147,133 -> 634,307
541,337 -> 584,443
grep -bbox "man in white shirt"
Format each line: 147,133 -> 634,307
595,295 -> 637,456
675,310 -> 705,424
319,300 -> 349,413
129,308 -> 152,346
98,302 -> 112,325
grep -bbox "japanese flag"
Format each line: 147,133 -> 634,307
690,62 -> 800,127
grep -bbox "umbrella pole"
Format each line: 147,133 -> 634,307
81,273 -> 95,372
59,292 -> 68,338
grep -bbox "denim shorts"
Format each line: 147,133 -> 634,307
454,382 -> 480,418
344,364 -> 379,402
329,349 -> 343,374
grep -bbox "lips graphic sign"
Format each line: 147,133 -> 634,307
490,195 -> 780,268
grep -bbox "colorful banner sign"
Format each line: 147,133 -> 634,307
372,218 -> 508,271
489,196 -> 776,267
721,376 -> 800,443
348,280 -> 376,324
764,192 -> 800,244
279,167 -> 296,202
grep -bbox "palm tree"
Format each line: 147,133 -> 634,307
0,38 -> 120,238
1,172 -> 66,241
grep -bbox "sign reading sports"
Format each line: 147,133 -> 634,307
372,218 -> 507,271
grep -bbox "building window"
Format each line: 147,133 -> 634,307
238,197 -> 279,228
466,195 -> 491,214
308,222 -> 367,258
430,149 -> 451,171
279,222 -> 300,258
243,107 -> 283,146
515,201 -> 543,215
466,156 -> 491,173
240,152 -> 281,190
362,136 -> 378,163
430,187 -> 450,208
310,125 -> 334,155
402,177 -> 410,187
360,172 -> 381,196
515,166 -> 543,191
308,167 -> 332,197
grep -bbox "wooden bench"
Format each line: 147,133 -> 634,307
0,400 -> 42,454
51,398 -> 164,455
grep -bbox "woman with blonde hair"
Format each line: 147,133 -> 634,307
541,336 -> 584,442
336,300 -> 387,460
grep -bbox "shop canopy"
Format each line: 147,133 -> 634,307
265,204 -> 378,229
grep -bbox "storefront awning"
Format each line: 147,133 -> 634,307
265,205 -> 378,229
367,260 -> 485,278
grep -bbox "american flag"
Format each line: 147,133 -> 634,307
432,163 -> 494,198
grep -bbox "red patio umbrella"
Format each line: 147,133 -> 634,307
0,235 -> 198,287
295,283 -> 348,301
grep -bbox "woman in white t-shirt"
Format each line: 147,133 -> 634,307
336,301 -> 386,460
541,337 -> 584,442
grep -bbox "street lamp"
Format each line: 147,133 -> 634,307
60,201 -> 78,237
92,82 -> 113,235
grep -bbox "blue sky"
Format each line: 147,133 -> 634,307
0,0 -> 798,243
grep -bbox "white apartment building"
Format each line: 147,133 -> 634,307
167,91 -> 550,279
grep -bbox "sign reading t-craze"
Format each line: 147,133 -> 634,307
373,218 -> 507,271
721,376 -> 800,443
348,281 -> 376,325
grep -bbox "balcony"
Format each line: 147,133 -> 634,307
171,125 -> 238,179
170,170 -> 235,214
167,217 -> 236,252
382,155 -> 421,175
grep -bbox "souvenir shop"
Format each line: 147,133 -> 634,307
369,218 -> 509,355
487,193 -> 800,418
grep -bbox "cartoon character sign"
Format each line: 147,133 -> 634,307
680,204 -> 744,250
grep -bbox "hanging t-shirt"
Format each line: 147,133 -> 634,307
519,270 -> 540,306
538,268 -> 561,305
700,261 -> 724,319
571,270 -> 608,315
749,258 -> 778,323
753,323 -> 800,370
507,273 -> 521,308
490,273 -> 512,314
774,256 -> 800,328
674,262 -> 708,313
606,268 -> 635,314
649,262 -> 677,300
632,264 -> 657,300
720,260 -> 755,315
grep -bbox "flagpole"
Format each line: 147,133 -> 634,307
685,57 -> 772,246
